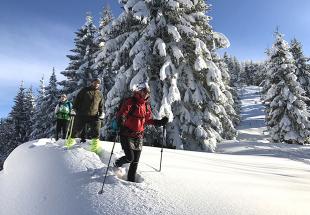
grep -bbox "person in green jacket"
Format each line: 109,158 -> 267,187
55,94 -> 72,141
68,78 -> 104,154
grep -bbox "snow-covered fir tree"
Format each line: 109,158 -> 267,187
261,48 -> 274,100
9,82 -> 29,143
0,117 -> 15,170
223,53 -> 243,86
41,69 -> 60,137
290,38 -> 310,105
100,1 -> 151,139
24,86 -> 36,140
3,83 -> 35,157
253,61 -> 267,86
30,77 -> 47,139
98,5 -> 114,46
212,52 -> 239,136
60,14 -> 99,98
0,118 -> 15,152
242,61 -> 257,86
264,32 -> 310,144
104,0 -> 236,151
233,56 -> 243,85
93,5 -> 114,99
222,52 -> 242,115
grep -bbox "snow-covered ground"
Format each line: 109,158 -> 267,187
218,86 -> 310,165
1,86 -> 310,215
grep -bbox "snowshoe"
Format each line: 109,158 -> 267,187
65,137 -> 76,149
90,138 -> 102,155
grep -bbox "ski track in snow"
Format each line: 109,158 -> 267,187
1,86 -> 310,215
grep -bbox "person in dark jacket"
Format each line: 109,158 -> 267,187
55,94 -> 72,141
114,82 -> 168,182
68,78 -> 104,154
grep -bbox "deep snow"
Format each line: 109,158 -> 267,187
1,86 -> 310,215
218,86 -> 310,165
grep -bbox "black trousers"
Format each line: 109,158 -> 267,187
72,115 -> 101,139
115,136 -> 142,182
56,119 -> 69,140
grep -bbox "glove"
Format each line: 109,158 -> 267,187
154,116 -> 169,126
110,119 -> 120,133
70,109 -> 76,116
160,117 -> 169,126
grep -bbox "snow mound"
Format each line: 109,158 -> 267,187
1,136 -> 310,215
0,139 -> 107,215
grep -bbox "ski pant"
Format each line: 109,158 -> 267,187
56,119 -> 69,140
115,136 -> 142,182
72,115 -> 101,139
80,125 -> 87,142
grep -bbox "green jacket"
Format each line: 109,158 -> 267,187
55,101 -> 72,120
73,86 -> 104,117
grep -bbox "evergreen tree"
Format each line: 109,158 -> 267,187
233,56 -> 243,86
290,38 -> 310,104
24,86 -> 36,140
98,5 -> 114,46
60,14 -> 99,98
264,32 -> 310,144
223,52 -> 242,117
10,82 -> 28,143
254,61 -> 268,87
242,60 -> 261,86
31,77 -> 47,139
223,53 -> 242,86
0,118 -> 15,170
104,0 -> 236,151
0,118 -> 15,151
100,2 -> 151,137
212,52 -> 239,137
3,83 -> 35,154
42,69 -> 60,138
94,5 -> 114,99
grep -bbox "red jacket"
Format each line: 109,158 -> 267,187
116,92 -> 155,138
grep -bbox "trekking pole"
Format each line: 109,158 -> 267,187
98,134 -> 118,194
68,116 -> 75,139
159,125 -> 166,172
65,116 -> 73,140
65,116 -> 75,148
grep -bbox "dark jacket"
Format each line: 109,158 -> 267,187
73,86 -> 104,117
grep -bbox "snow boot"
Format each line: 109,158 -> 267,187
90,138 -> 102,155
65,137 -> 76,149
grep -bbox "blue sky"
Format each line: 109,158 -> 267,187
1,0 -> 310,118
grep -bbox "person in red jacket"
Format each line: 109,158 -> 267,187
114,82 -> 168,182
